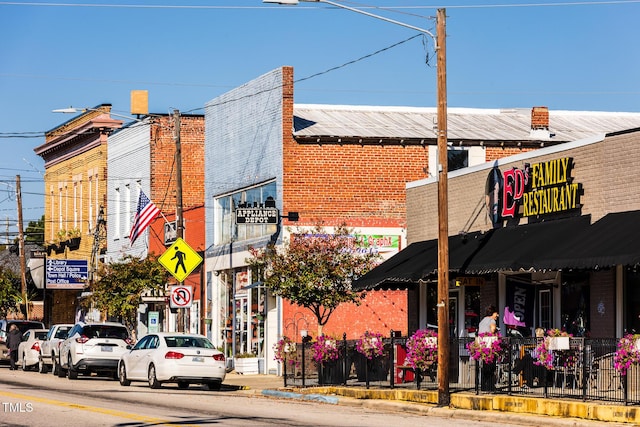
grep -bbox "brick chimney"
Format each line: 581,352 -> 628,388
530,106 -> 551,139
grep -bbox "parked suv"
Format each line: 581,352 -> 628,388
58,322 -> 132,379
0,319 -> 46,363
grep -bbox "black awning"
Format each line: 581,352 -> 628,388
461,215 -> 592,274
354,215 -> 595,291
353,239 -> 437,291
533,210 -> 640,270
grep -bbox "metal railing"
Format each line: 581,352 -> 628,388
281,334 -> 639,405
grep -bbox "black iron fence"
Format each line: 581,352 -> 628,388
281,334 -> 640,405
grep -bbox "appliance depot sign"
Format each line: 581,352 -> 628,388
486,157 -> 582,226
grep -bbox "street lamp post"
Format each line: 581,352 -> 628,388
264,0 -> 449,405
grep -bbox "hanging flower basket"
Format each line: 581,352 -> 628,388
67,237 -> 81,250
466,332 -> 506,364
355,331 -> 385,360
405,329 -> 438,372
273,336 -> 299,368
614,333 -> 640,376
311,335 -> 340,366
534,329 -> 574,370
548,336 -> 570,351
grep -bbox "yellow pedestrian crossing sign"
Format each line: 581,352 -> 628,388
158,238 -> 203,282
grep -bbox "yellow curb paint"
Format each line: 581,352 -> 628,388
0,390 -> 196,427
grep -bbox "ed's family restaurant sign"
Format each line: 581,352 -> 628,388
485,157 -> 582,226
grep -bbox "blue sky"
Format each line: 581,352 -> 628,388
1,0 -> 639,233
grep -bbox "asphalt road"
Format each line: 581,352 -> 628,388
0,367 -> 632,427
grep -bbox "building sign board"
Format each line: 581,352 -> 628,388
486,157 -> 583,227
45,259 -> 88,290
235,207 -> 279,224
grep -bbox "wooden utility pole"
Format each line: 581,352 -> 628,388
173,109 -> 185,332
435,8 -> 450,407
16,175 -> 28,320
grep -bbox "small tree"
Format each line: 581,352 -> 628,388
0,267 -> 19,318
85,255 -> 168,335
248,223 -> 380,336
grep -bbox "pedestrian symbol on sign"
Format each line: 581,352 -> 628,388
158,238 -> 203,282
171,246 -> 187,275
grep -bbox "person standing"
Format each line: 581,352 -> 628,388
479,305 -> 499,334
6,324 -> 22,371
478,305 -> 499,391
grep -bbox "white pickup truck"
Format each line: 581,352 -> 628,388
38,324 -> 72,374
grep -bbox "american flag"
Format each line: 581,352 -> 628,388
129,190 -> 160,245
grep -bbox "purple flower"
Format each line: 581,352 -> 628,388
356,331 -> 385,360
405,329 -> 438,371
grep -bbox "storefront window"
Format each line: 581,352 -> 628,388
464,286 -> 480,336
561,272 -> 590,337
214,181 -> 278,245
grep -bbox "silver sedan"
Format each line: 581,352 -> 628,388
118,332 -> 226,390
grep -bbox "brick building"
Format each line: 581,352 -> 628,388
107,113 -> 204,337
35,105 -> 122,324
202,66 -> 640,374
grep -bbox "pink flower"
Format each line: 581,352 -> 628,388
356,331 -> 385,360
405,329 -> 438,371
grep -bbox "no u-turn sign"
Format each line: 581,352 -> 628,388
170,285 -> 192,308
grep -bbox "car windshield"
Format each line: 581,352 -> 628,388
164,336 -> 214,349
35,331 -> 48,340
83,325 -> 128,340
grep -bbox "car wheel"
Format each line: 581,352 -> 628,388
177,381 -> 189,389
148,364 -> 161,389
66,354 -> 77,380
205,381 -> 222,391
56,356 -> 66,378
21,354 -> 27,371
38,355 -> 48,374
118,363 -> 131,386
52,355 -> 60,376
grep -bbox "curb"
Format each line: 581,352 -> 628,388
243,386 -> 634,426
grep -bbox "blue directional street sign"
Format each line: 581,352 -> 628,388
46,259 -> 88,290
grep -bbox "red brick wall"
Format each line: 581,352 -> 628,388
485,147 -> 536,162
148,206 -> 205,302
150,115 -> 204,212
147,114 -> 204,304
282,289 -> 410,340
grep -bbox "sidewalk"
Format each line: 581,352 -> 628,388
222,372 -> 637,426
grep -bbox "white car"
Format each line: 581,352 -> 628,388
59,321 -> 132,380
17,329 -> 49,371
39,323 -> 73,374
118,332 -> 226,390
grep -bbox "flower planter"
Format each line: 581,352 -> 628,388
548,336 -> 570,351
53,242 -> 66,254
67,237 -> 81,250
355,354 -> 388,382
234,357 -> 259,375
319,361 -> 345,385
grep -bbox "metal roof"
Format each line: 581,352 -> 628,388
293,105 -> 640,144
